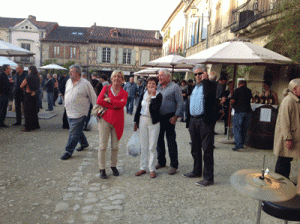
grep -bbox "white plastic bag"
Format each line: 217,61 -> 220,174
87,116 -> 98,131
126,131 -> 141,157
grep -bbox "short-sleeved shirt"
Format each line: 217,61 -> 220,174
231,85 -> 253,113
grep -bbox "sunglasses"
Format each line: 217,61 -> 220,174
194,72 -> 204,76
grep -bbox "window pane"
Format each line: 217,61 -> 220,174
102,48 -> 111,63
123,49 -> 131,64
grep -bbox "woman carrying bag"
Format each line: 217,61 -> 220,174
97,70 -> 128,179
134,77 -> 162,178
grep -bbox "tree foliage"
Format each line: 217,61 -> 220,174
268,0 -> 300,63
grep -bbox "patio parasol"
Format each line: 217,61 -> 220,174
134,67 -> 191,76
39,64 -> 67,70
0,40 -> 35,57
142,54 -> 194,76
0,56 -> 18,69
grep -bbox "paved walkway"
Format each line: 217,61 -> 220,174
0,103 -> 299,224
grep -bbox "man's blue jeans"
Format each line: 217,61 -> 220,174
126,96 -> 135,115
233,112 -> 252,149
65,116 -> 88,155
47,92 -> 54,110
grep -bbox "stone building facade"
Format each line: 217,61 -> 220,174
41,24 -> 162,76
162,0 -> 291,101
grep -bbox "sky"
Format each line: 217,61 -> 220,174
2,0 -> 181,31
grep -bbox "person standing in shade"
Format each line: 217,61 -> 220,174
20,66 -> 40,132
123,76 -> 138,115
44,74 -> 54,111
155,68 -> 184,175
274,78 -> 300,179
13,65 -> 27,125
52,74 -> 59,106
231,80 -> 253,151
184,65 -> 218,187
0,65 -> 12,127
61,65 -> 97,160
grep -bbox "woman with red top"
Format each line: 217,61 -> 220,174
97,70 -> 128,179
20,66 -> 40,132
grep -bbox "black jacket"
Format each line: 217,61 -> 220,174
186,79 -> 219,127
134,91 -> 163,128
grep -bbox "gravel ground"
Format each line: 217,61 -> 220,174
0,103 -> 299,224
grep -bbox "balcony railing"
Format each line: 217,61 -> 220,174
231,0 -> 282,32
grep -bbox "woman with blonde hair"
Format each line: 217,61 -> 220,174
97,70 -> 128,179
274,78 -> 300,179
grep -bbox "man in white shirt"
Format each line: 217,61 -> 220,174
61,65 -> 97,160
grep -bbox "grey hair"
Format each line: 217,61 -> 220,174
283,78 -> 300,97
53,73 -> 57,78
193,64 -> 207,73
70,64 -> 82,75
159,68 -> 171,76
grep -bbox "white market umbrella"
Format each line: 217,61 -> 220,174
0,40 -> 35,57
134,67 -> 191,76
180,40 -> 293,65
142,54 -> 194,75
39,63 -> 67,70
0,56 -> 17,69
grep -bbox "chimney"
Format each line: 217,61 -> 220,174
28,15 -> 36,22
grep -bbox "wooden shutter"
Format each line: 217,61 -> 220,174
140,50 -> 150,65
111,48 -> 116,64
49,45 -> 54,58
130,49 -> 136,65
75,47 -> 80,59
59,46 -> 64,58
65,46 -> 70,59
97,47 -> 103,63
117,48 -> 123,65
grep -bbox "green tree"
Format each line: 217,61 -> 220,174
268,0 -> 300,63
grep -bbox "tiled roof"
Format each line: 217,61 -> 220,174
89,26 -> 162,47
43,26 -> 90,43
0,16 -> 58,35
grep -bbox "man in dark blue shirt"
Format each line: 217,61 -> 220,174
0,65 -> 12,127
13,65 -> 27,125
44,74 -> 54,111
231,80 -> 253,151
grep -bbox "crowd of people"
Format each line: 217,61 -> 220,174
1,63 -> 299,187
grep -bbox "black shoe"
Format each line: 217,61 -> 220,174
196,179 -> 214,187
232,146 -> 244,151
0,124 -> 9,128
13,122 -> 21,126
76,144 -> 89,151
111,167 -> 119,176
45,109 -> 53,111
183,172 -> 202,178
100,169 -> 108,179
61,153 -> 72,160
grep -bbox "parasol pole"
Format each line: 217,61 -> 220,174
227,63 -> 238,139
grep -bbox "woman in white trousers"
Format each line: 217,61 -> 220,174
134,77 -> 162,178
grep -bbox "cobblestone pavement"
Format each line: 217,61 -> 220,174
0,103 -> 299,224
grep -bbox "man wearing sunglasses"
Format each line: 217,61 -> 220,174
184,65 -> 219,187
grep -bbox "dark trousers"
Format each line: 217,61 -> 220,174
156,113 -> 179,169
189,117 -> 215,181
0,95 -> 8,125
275,156 -> 293,179
15,92 -> 24,124
24,93 -> 40,131
63,109 -> 69,129
53,88 -> 59,105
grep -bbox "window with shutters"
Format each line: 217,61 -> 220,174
102,48 -> 111,63
70,47 -> 76,59
54,46 -> 60,58
214,1 -> 222,33
123,49 -> 131,65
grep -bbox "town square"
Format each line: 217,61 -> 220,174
0,0 -> 300,223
